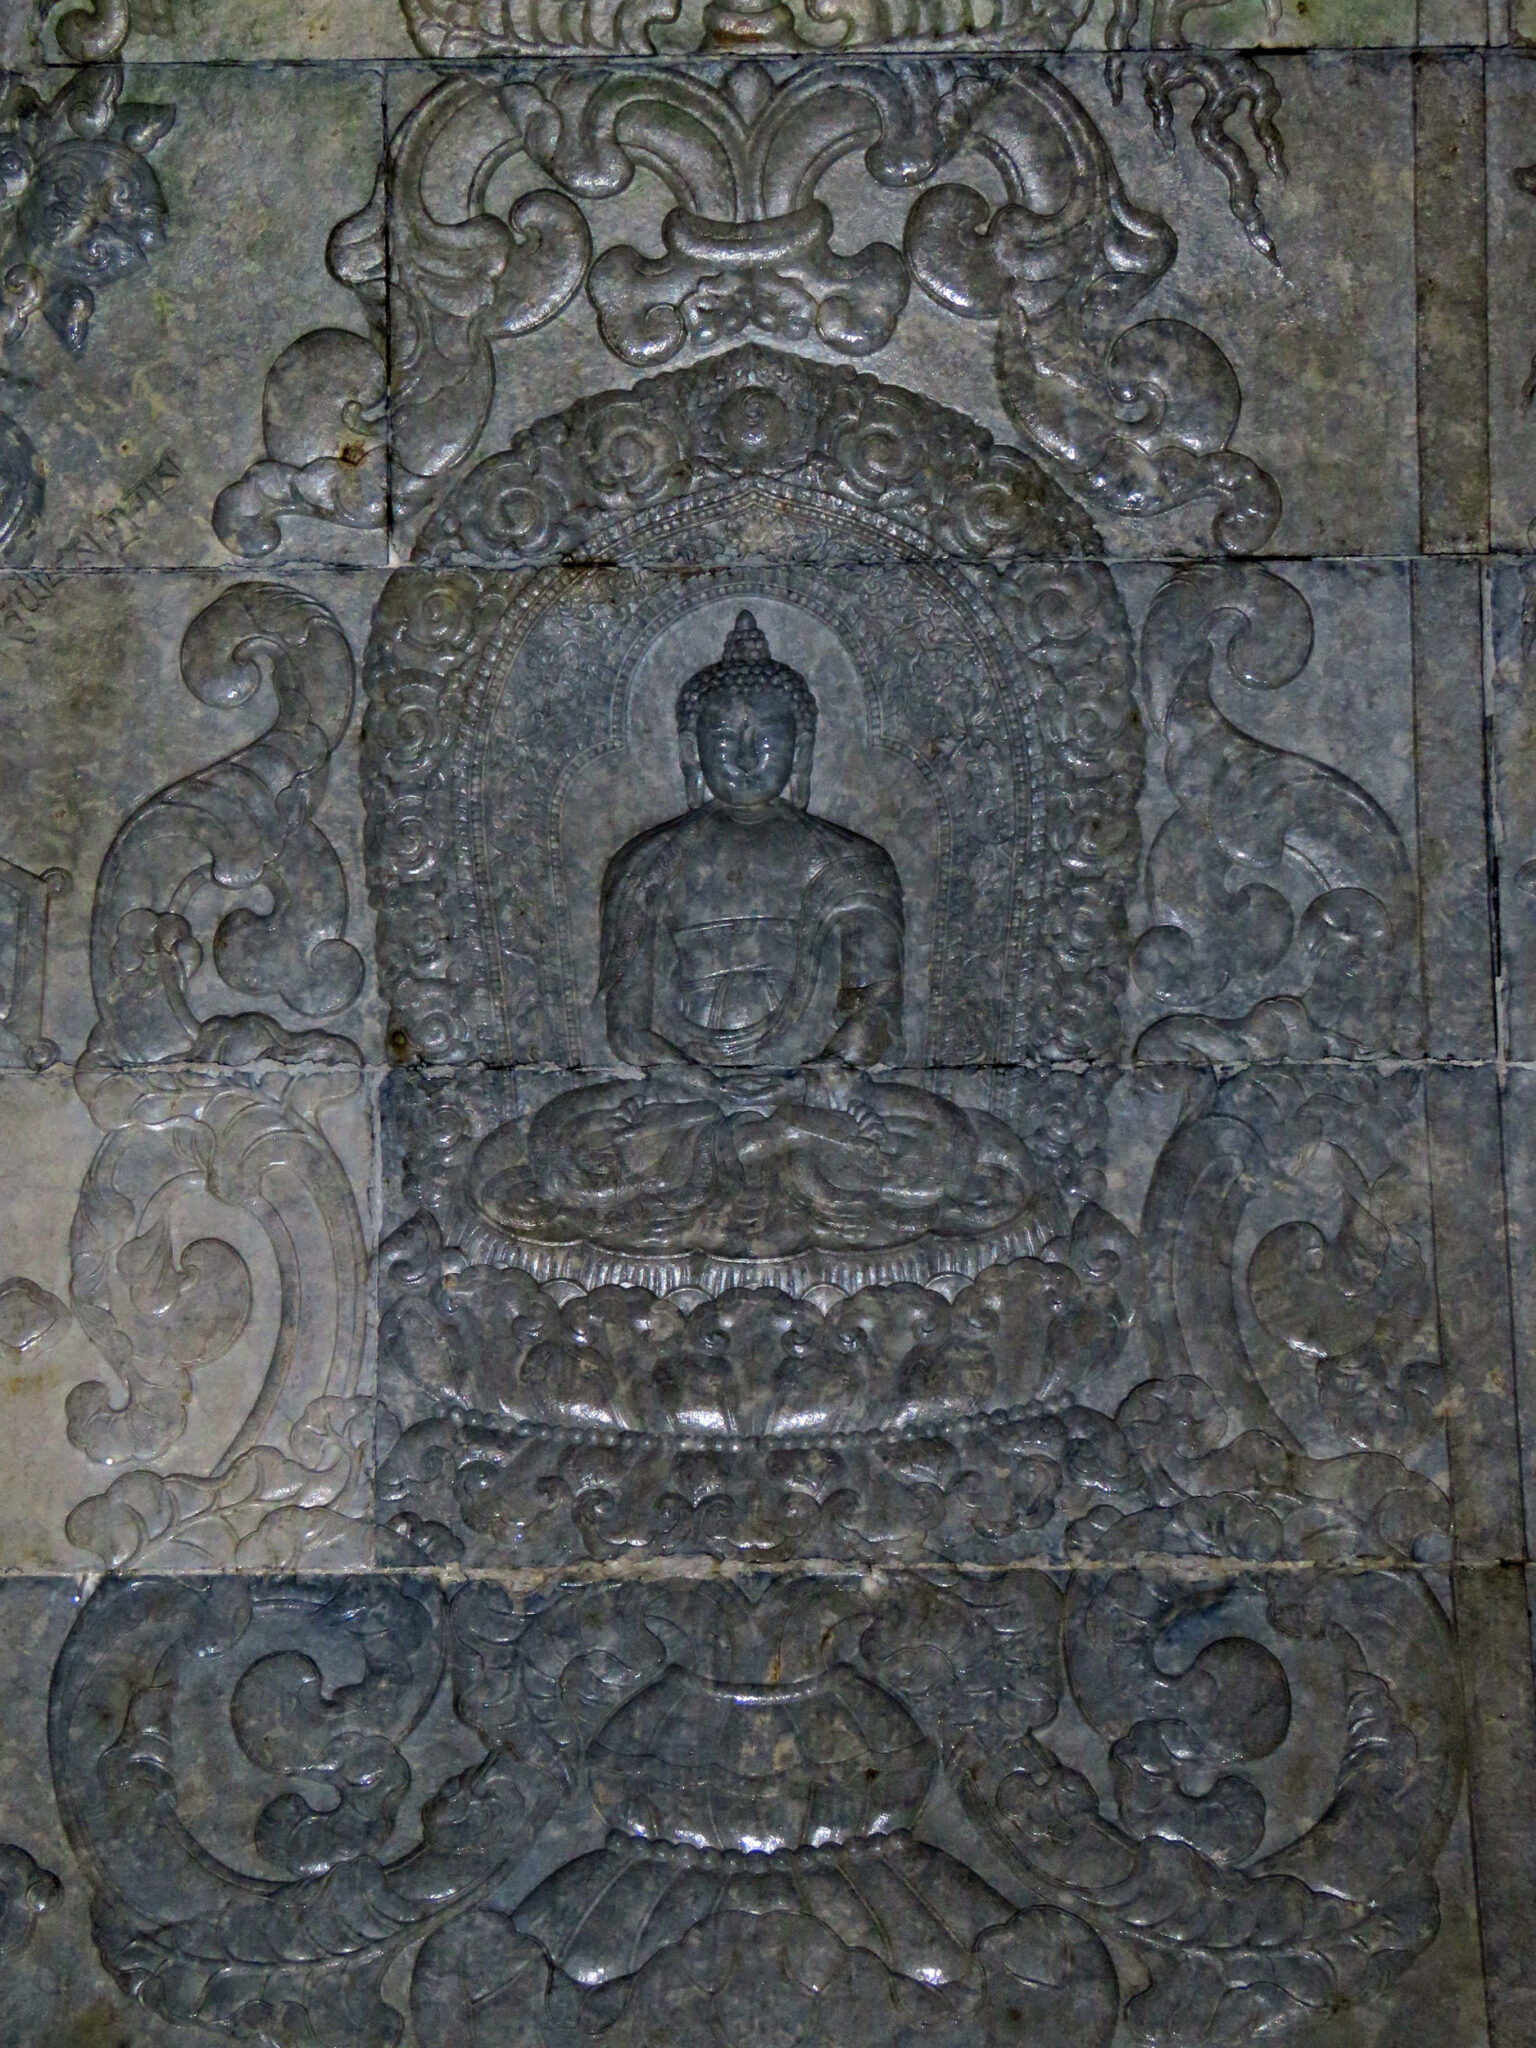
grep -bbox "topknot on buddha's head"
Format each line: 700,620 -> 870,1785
676,610 -> 818,808
676,611 -> 818,741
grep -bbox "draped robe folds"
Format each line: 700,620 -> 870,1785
467,798 -> 1053,1271
598,801 -> 905,1070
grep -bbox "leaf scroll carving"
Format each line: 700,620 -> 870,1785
88,585 -> 365,1067
227,60 -> 1279,556
50,1561 -> 1460,2046
905,69 -> 1280,551
1131,566 -> 1418,1056
61,585 -> 372,1567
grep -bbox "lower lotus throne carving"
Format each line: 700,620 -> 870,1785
465,612 -> 1056,1290
508,1625 -> 1083,2041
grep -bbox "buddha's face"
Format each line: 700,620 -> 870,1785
695,679 -> 797,811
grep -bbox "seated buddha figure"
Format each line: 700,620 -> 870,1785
468,613 -> 1054,1274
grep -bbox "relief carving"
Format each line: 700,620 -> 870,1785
43,0 -> 132,61
398,0 -> 1096,52
1130,566 -> 1418,1057
368,351 -> 1137,1084
463,610 -> 1056,1289
0,64 -> 174,558
382,12 -> 1286,307
25,65 -> 1468,2016
359,368 -> 1439,1579
87,583 -> 364,1067
50,1561 -> 1459,2045
378,1063 -> 1448,1571
0,1272 -> 67,1364
0,1842 -> 60,1957
50,585 -> 373,1568
0,852 -> 68,1067
226,60 -> 1279,558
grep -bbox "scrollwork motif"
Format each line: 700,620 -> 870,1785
88,584 -> 365,1066
1131,566 -> 1417,1056
230,60 -> 1278,556
58,585 -> 372,1568
905,70 -> 1279,550
958,1566 -> 1459,2043
50,1577 -> 474,2046
51,1556 -> 1458,2046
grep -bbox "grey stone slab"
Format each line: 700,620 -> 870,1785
0,568 -> 384,1065
28,0 -> 1459,64
1488,53 -> 1536,552
0,63 -> 385,572
0,40 -> 1529,2048
0,1572 -> 202,2048
1427,1062 -> 1525,1559
0,1563 -> 1501,2048
1415,53 -> 1492,553
231,55 -> 1417,571
38,0 -> 415,61
1453,1563 -> 1536,2044
1412,555 -> 1497,1060
1491,560 -> 1536,1056
1499,1062 -> 1536,1557
0,0 -> 37,66
1082,51 -> 1418,560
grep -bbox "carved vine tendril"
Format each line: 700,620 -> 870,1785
1131,565 -> 1417,1055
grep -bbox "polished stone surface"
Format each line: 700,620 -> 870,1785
0,7 -> 1535,2044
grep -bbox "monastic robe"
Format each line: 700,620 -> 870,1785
597,799 -> 906,1069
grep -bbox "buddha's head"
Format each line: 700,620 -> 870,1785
676,611 -> 818,813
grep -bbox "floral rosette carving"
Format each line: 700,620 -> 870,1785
418,341 -> 1099,565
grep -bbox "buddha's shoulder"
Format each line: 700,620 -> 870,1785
601,810 -> 695,894
801,810 -> 899,877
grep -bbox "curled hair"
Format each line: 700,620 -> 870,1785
676,610 -> 818,808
